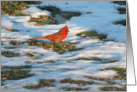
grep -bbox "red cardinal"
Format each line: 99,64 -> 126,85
29,25 -> 70,43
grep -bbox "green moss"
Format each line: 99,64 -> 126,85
2,65 -> 32,69
26,53 -> 34,57
47,60 -> 55,63
28,40 -> 82,54
113,1 -> 126,5
77,57 -> 117,64
23,1 -> 41,4
100,87 -> 126,91
5,28 -> 19,32
102,59 -> 118,63
26,53 -> 38,59
1,69 -> 34,80
4,46 -> 17,49
113,20 -> 126,26
10,40 -> 20,45
106,67 -> 126,80
38,5 -> 61,17
61,11 -> 81,20
38,5 -> 81,19
1,1 -> 28,15
62,87 -> 88,91
76,31 -> 107,40
117,8 -> 126,14
85,67 -> 126,85
1,41 -> 4,45
77,57 -> 101,61
60,77 -> 94,86
29,15 -> 58,25
23,79 -> 55,90
1,51 -> 20,57
10,12 -> 29,16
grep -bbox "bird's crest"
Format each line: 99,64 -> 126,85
59,25 -> 70,33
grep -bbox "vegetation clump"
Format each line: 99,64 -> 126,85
28,40 -> 82,54
76,31 -> 107,40
29,15 -> 58,26
113,20 -> 126,26
23,1 -> 41,4
1,69 -> 33,80
26,52 -> 38,59
38,5 -> 82,19
4,46 -> 17,49
1,51 -> 20,57
10,40 -> 20,45
61,87 -> 88,91
1,1 -> 28,16
5,28 -> 19,32
117,8 -> 126,14
112,1 -> 126,5
60,77 -> 94,86
106,67 -> 126,80
38,5 -> 62,17
99,87 -> 126,91
2,65 -> 32,69
61,11 -> 81,20
85,67 -> 126,86
23,79 -> 55,90
77,57 -> 101,61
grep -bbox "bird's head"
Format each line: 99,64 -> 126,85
59,25 -> 70,34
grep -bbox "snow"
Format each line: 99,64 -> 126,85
1,1 -> 126,91
21,6 -> 51,18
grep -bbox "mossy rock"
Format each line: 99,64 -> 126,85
23,79 -> 55,90
1,51 -> 20,57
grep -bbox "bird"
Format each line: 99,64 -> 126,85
29,25 -> 70,43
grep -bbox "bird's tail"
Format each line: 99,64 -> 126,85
29,37 -> 48,40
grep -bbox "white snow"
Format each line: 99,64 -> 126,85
21,6 -> 51,18
1,1 -> 126,91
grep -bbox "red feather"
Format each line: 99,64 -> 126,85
29,25 -> 70,43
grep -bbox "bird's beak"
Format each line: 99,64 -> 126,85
68,30 -> 70,33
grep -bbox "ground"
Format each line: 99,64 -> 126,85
1,1 -> 126,91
